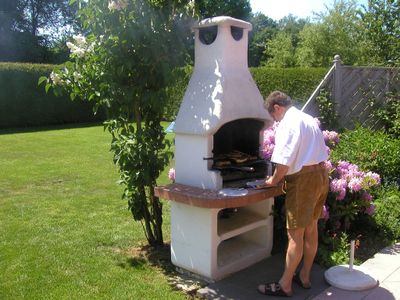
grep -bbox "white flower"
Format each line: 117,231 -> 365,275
66,41 -> 83,57
108,0 -> 128,11
66,34 -> 93,58
73,34 -> 87,47
50,71 -> 63,85
73,71 -> 83,82
66,41 -> 75,50
108,1 -> 118,10
87,42 -> 95,53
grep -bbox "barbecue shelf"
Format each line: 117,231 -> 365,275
217,202 -> 270,240
217,226 -> 270,268
154,183 -> 283,281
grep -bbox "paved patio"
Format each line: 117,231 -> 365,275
195,243 -> 400,299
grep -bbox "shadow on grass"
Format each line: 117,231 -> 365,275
122,243 -> 203,297
0,121 -> 104,135
123,243 -> 176,273
117,256 -> 147,269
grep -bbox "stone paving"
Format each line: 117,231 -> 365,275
194,243 -> 400,299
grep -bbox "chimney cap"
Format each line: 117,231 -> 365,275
193,16 -> 252,31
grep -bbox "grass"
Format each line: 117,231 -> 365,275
0,123 -> 185,299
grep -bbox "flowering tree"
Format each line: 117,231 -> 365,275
41,0 -> 195,246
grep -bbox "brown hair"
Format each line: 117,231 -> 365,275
264,91 -> 293,113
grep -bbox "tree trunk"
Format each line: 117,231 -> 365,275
150,185 -> 163,246
133,100 -> 163,247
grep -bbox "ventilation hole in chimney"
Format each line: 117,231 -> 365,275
231,26 -> 243,41
199,26 -> 218,45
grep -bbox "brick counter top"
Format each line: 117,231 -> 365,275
154,183 -> 284,209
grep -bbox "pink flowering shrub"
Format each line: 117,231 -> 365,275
262,118 -> 382,233
168,168 -> 175,182
262,122 -> 278,160
325,160 -> 380,231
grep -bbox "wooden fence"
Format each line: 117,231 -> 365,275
302,55 -> 400,130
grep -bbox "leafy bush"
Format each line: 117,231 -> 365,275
250,67 -> 328,105
0,62 -> 104,129
330,126 -> 400,184
370,91 -> 400,138
317,232 -> 353,267
373,184 -> 400,239
164,65 -> 192,121
316,89 -> 339,130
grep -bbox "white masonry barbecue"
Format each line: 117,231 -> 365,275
155,16 -> 282,281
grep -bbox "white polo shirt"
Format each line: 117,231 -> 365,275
271,106 -> 328,175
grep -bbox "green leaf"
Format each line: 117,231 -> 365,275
45,83 -> 51,93
38,76 -> 48,86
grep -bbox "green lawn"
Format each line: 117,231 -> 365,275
0,124 -> 184,299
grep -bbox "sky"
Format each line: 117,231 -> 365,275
249,0 -> 369,21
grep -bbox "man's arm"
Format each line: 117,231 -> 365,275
264,163 -> 289,186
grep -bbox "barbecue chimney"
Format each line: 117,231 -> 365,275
174,16 -> 273,190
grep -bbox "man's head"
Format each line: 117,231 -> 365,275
264,91 -> 293,122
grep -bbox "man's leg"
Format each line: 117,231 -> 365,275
278,227 -> 305,293
299,219 -> 318,285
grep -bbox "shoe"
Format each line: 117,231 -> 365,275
257,282 -> 293,297
293,273 -> 311,289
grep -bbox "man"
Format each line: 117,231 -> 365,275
257,91 -> 329,297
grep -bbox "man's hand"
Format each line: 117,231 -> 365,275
262,164 -> 289,187
264,175 -> 276,186
254,176 -> 274,189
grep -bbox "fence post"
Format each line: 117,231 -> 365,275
333,55 -> 342,120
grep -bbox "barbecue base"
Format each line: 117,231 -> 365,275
155,183 -> 283,281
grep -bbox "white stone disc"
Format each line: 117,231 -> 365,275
324,264 -> 378,291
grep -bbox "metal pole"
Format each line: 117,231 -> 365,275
349,240 -> 355,272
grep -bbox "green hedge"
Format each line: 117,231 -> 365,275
330,126 -> 400,185
374,185 -> 400,240
164,66 -> 328,120
0,62 -> 104,129
251,67 -> 328,104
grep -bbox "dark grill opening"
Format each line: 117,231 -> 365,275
209,118 -> 267,187
213,118 -> 264,156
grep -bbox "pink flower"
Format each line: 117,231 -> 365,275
262,122 -> 278,160
336,189 -> 346,200
361,192 -> 373,202
348,177 -> 363,192
364,171 -> 381,186
323,130 -> 339,146
330,178 -> 347,200
168,168 -> 175,182
330,178 -> 347,193
324,160 -> 334,172
336,160 -> 351,173
262,144 -> 275,160
365,204 -> 375,216
322,205 -> 330,220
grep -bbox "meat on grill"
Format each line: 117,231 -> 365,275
206,150 -> 258,167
